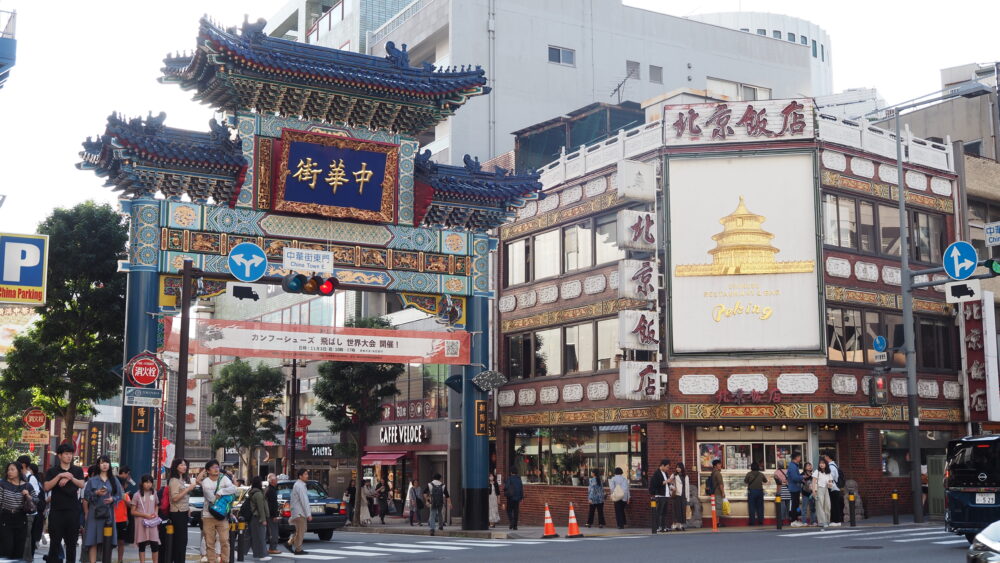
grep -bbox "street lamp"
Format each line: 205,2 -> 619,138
859,80 -> 992,524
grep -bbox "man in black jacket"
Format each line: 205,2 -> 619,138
649,459 -> 673,532
265,474 -> 281,554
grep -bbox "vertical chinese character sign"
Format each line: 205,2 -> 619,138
966,292 -> 1000,422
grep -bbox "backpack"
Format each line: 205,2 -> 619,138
705,474 -> 714,496
834,464 -> 846,489
430,483 -> 445,509
159,485 -> 171,518
238,490 -> 256,522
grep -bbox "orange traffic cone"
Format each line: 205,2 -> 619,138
566,502 -> 584,538
541,503 -> 560,538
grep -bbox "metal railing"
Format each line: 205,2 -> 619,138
0,10 -> 15,40
367,0 -> 429,52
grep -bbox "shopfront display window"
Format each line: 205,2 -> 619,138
510,424 -> 647,487
880,430 -> 953,477
697,440 -> 804,499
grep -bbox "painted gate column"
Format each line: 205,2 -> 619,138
119,198 -> 161,478
462,294 -> 490,530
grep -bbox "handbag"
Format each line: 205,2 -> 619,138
610,482 -> 625,502
93,503 -> 110,521
142,516 -> 163,528
208,477 -> 235,520
721,498 -> 731,516
22,491 -> 36,514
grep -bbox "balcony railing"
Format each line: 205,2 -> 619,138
0,10 -> 15,40
367,0 -> 429,53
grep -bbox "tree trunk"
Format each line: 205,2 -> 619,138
61,400 -> 77,444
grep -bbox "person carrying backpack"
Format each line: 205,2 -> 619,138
423,474 -> 450,536
241,476 -> 270,561
586,469 -> 606,528
201,460 -> 237,563
824,454 -> 844,527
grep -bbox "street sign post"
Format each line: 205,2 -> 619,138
228,242 -> 268,283
943,241 -> 979,281
126,352 -> 165,387
124,386 -> 163,408
282,247 -> 333,273
22,407 -> 47,430
945,279 -> 983,304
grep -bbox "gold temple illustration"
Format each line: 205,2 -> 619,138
674,196 -> 815,276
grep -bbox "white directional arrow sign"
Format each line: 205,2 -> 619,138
227,242 -> 268,283
943,241 -> 978,281
231,253 -> 264,278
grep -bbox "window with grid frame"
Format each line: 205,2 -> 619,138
826,305 -> 955,370
649,64 -> 663,84
626,60 -> 640,80
548,45 -> 575,66
822,191 -> 946,263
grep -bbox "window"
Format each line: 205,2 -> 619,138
564,322 -> 594,373
626,60 -> 640,79
504,239 -> 527,286
563,222 -> 593,272
532,230 -> 560,280
379,364 -> 449,421
506,318 -> 623,378
812,39 -> 818,58
881,430 -> 909,477
823,191 -> 945,262
912,211 -> 944,263
969,198 -> 1000,258
878,204 -> 901,256
534,327 -> 562,377
649,65 -> 663,84
707,77 -> 740,99
772,30 -> 781,39
757,28 -> 766,35
595,213 -> 625,264
510,425 -> 647,486
787,32 -> 796,42
965,140 -> 983,157
548,45 -> 575,66
801,35 -> 808,45
827,305 -> 955,369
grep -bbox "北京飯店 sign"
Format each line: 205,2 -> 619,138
163,317 -> 469,365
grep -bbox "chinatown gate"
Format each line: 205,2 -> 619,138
78,17 -> 541,529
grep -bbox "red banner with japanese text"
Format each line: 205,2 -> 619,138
162,318 -> 470,365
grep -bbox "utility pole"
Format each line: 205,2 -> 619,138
173,259 -> 201,462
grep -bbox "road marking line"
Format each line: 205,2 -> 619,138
302,549 -> 381,557
376,542 -> 470,550
777,530 -> 859,537
813,527 -> 932,538
334,545 -> 431,553
933,539 -> 971,544
419,540 -> 513,547
892,533 -> 957,542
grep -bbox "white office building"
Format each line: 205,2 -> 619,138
267,0 -> 829,166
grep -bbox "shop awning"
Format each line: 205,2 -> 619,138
361,452 -> 406,465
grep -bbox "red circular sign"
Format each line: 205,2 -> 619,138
130,357 -> 162,386
23,408 -> 46,430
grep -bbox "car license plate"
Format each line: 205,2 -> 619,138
311,505 -> 325,514
976,493 -> 995,505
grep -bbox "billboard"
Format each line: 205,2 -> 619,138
669,154 -> 821,353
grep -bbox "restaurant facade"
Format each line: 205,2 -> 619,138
494,98 -> 971,527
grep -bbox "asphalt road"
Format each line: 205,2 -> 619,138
25,524 -> 973,562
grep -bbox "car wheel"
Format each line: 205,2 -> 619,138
967,532 -> 978,543
317,531 -> 333,541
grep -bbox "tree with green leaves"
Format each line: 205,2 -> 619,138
1,201 -> 128,442
313,316 -> 402,523
206,359 -> 285,479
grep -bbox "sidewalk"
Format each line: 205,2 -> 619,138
343,513 -> 941,539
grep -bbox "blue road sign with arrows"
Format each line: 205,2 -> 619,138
943,241 -> 978,281
228,242 -> 268,283
872,335 -> 887,353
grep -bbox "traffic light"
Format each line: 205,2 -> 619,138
281,273 -> 339,295
869,370 -> 889,407
986,259 -> 1000,276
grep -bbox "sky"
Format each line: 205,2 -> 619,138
0,0 -> 998,235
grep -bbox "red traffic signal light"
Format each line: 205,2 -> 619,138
281,274 -> 338,295
869,371 -> 889,407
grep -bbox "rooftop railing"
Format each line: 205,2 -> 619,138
0,10 -> 15,40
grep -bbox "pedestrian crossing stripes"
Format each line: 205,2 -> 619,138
776,526 -> 965,545
269,535 -> 646,559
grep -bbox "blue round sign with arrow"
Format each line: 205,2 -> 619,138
872,335 -> 887,353
943,241 -> 978,281
228,242 -> 268,283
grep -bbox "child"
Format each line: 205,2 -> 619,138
130,475 -> 161,563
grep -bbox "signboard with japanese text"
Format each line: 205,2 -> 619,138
0,305 -> 37,356
618,259 -> 658,301
283,247 -> 334,274
964,293 -> 1000,422
274,129 -> 398,223
616,159 -> 656,202
19,430 -> 49,445
618,309 -> 660,351
163,317 -> 470,365
0,233 -> 49,306
619,361 -> 664,400
664,99 -> 814,146
617,209 -> 658,252
124,387 -> 163,408
669,154 -> 820,353
475,400 -> 488,436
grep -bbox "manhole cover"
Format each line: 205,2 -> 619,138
843,546 -> 883,550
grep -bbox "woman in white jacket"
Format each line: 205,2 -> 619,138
670,462 -> 690,531
813,459 -> 834,530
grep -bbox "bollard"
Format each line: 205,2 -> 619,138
237,520 -> 247,562
650,499 -> 658,534
101,524 -> 114,563
775,494 -> 783,530
162,523 -> 174,561
229,521 -> 238,563
848,493 -> 856,527
710,495 -> 718,532
891,490 -> 899,525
